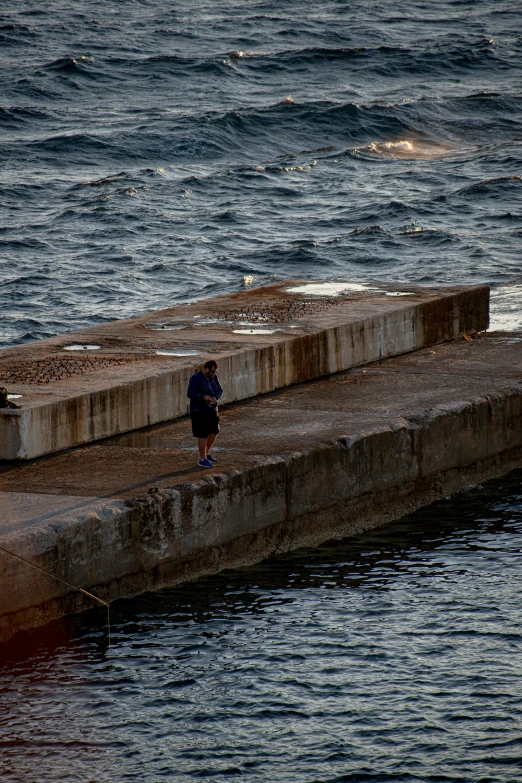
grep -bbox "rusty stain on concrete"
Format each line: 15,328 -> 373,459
1,355 -> 133,385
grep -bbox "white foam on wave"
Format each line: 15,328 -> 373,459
489,285 -> 522,332
382,141 -> 414,152
360,139 -> 454,160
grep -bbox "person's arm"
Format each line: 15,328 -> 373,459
187,374 -> 205,402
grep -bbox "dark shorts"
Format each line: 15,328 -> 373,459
191,409 -> 220,439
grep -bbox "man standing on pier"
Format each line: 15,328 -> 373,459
187,360 -> 223,468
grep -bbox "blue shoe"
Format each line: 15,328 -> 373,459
198,458 -> 213,468
206,453 -> 218,463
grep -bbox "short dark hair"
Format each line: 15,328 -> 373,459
204,360 -> 218,371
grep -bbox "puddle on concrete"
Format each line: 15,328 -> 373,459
192,316 -> 229,325
232,328 -> 280,334
286,282 -> 415,299
385,292 -> 414,297
194,317 -> 247,326
63,344 -> 102,351
155,349 -> 202,356
148,324 -> 188,331
112,427 -> 226,450
286,282 -> 377,296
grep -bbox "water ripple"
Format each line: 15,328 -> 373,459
2,473 -> 522,781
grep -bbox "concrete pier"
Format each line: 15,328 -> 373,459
3,320 -> 522,641
0,281 -> 487,460
5,281 -> 518,643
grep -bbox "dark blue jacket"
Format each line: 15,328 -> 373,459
187,370 -> 223,413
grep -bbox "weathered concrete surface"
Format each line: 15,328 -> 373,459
0,281 -> 488,459
1,331 -> 521,642
0,493 -> 130,639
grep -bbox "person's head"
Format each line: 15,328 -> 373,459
202,360 -> 218,378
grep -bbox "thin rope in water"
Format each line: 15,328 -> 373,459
0,544 -> 111,666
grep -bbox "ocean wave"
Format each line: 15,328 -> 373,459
454,175 -> 522,197
0,238 -> 51,252
217,36 -> 507,77
73,173 -> 127,189
0,272 -> 54,287
28,132 -> 118,153
2,93 -> 517,182
0,99 -> 413,166
446,91 -> 522,113
38,35 -> 506,87
355,138 -> 455,160
0,105 -> 52,127
105,53 -> 237,79
0,181 -> 49,200
350,225 -> 389,236
0,22 -> 31,43
400,225 -> 457,246
44,56 -> 95,75
188,99 -> 411,149
244,45 -> 369,65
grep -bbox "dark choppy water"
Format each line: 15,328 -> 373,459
2,473 -> 522,782
1,0 -> 522,346
2,3 -> 522,780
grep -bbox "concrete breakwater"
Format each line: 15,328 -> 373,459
0,281 -> 487,460
4,281 -> 517,643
